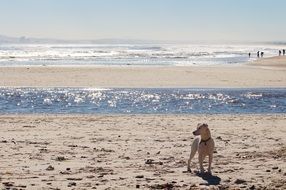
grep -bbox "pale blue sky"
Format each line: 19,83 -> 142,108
0,0 -> 285,41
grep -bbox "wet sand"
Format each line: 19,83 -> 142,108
0,114 -> 285,189
249,56 -> 286,68
0,56 -> 286,88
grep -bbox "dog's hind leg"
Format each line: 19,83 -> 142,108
187,137 -> 199,172
208,154 -> 213,174
199,153 -> 206,173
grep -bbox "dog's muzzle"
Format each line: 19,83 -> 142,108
193,131 -> 198,135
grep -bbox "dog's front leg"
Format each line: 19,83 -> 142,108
187,158 -> 191,172
187,139 -> 199,172
187,150 -> 196,172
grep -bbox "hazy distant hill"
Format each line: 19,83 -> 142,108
0,35 -> 19,43
0,34 -> 285,45
0,35 -> 167,44
0,35 -> 69,44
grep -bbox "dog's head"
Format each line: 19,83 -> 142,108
193,123 -> 209,136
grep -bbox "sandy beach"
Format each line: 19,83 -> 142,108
0,114 -> 285,189
1,1 -> 286,190
1,56 -> 286,88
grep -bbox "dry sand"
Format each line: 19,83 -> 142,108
0,114 -> 285,189
0,56 -> 286,88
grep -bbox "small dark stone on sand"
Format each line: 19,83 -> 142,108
68,182 -> 77,187
266,169 -> 271,172
66,168 -> 71,171
56,156 -> 66,161
272,166 -> 279,170
66,177 -> 83,181
249,185 -> 256,190
234,179 -> 247,184
145,159 -> 163,165
23,125 -> 35,128
135,175 -> 144,178
217,184 -> 230,190
136,184 -> 140,188
150,183 -> 174,189
46,165 -> 54,171
3,182 -> 14,187
145,159 -> 154,164
60,171 -> 70,175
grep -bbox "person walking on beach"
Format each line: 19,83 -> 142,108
283,49 -> 285,56
260,52 -> 264,58
257,51 -> 260,58
248,53 -> 251,58
279,50 -> 281,56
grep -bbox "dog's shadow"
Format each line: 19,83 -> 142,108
195,172 -> 221,185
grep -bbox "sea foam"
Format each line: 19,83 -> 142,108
0,44 -> 282,66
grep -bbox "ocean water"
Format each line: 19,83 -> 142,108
1,44 -> 284,115
0,43 -> 282,66
0,88 -> 285,114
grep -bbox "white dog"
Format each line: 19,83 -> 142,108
187,123 -> 215,174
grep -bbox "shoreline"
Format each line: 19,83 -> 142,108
0,114 -> 285,189
0,56 -> 285,88
0,113 -> 285,116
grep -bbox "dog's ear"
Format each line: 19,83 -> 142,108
203,123 -> 208,128
205,126 -> 211,136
